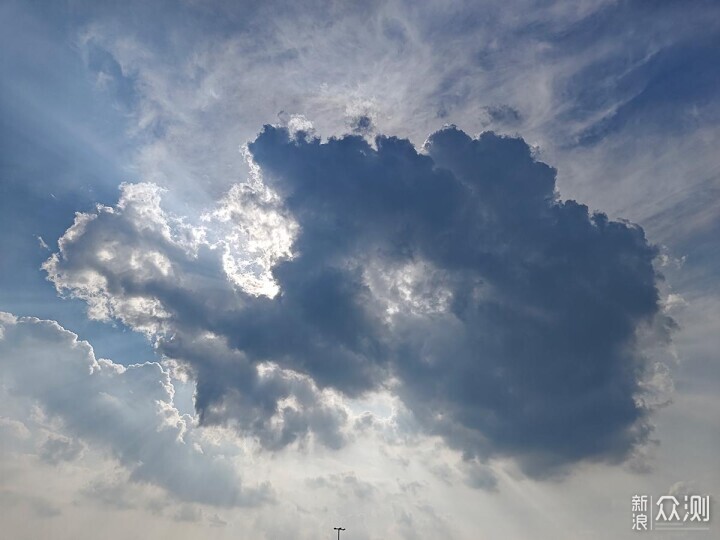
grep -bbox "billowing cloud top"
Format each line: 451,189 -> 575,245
45,126 -> 672,476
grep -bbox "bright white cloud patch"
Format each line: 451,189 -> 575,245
204,148 -> 298,298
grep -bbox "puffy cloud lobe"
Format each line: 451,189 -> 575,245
164,333 -> 350,451
0,312 -> 270,507
46,126 -> 671,475
43,183 -> 351,451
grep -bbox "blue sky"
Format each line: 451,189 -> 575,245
1,1 -> 719,538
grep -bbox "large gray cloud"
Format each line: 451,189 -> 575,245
45,126 -> 672,475
248,126 -> 673,473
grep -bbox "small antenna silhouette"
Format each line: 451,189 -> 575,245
333,526 -> 346,539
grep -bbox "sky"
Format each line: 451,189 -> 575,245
0,1 -> 718,538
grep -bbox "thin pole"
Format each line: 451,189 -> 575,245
334,526 -> 346,540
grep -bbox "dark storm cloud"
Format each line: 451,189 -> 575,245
247,125 -> 671,473
47,125 -> 672,474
